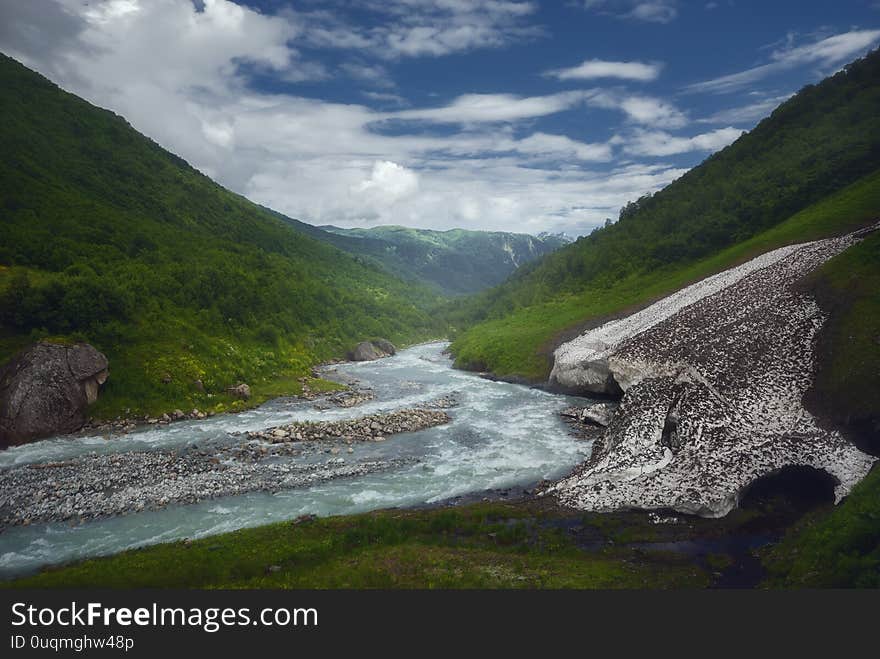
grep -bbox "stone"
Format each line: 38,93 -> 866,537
580,403 -> 616,427
226,383 -> 251,400
0,342 -> 109,448
350,339 -> 396,361
371,338 -> 396,356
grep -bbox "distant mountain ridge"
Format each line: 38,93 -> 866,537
311,224 -> 571,295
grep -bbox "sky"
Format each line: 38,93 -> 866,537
1,1 -> 879,237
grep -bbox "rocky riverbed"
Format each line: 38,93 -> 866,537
0,342 -> 591,577
0,447 -> 417,527
244,406 -> 453,444
547,225 -> 879,517
0,402 -> 456,528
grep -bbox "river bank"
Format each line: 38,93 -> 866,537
7,468 -> 868,589
0,342 -> 592,578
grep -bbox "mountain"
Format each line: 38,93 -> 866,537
305,224 -> 570,296
0,53 -> 443,420
449,48 -> 880,393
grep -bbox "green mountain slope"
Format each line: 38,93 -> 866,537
308,225 -> 569,295
0,54 -> 443,419
449,48 -> 880,382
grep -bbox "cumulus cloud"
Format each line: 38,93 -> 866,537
685,29 -> 880,93
544,58 -> 662,81
355,161 -> 420,204
0,0 -> 710,236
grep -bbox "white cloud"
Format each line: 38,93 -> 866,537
293,0 -> 542,60
388,91 -> 590,124
362,91 -> 409,106
685,29 -> 880,93
698,94 -> 794,125
355,161 -> 420,204
575,1 -> 679,24
544,58 -> 662,81
586,91 -> 688,128
511,133 -> 613,161
623,127 -> 745,156
340,61 -> 396,88
0,0 -> 695,236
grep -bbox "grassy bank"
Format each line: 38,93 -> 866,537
761,466 -> 880,588
804,231 -> 880,441
2,502 -> 713,589
7,468 -> 878,589
450,169 -> 880,381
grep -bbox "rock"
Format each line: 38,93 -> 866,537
226,383 -> 251,400
350,341 -> 383,361
580,403 -> 616,427
350,339 -> 396,361
371,339 -> 396,356
0,342 -> 109,448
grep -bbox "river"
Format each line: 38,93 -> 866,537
0,342 -> 591,578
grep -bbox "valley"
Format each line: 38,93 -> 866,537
1,44 -> 878,590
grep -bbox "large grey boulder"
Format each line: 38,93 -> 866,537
0,342 -> 109,448
350,339 -> 396,362
371,339 -> 396,357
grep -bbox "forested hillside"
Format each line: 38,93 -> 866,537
449,48 -> 880,381
0,54 -> 443,419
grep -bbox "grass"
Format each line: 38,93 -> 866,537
4,503 -> 709,589
7,474 -> 878,589
451,168 -> 880,381
805,231 -> 880,432
84,330 -> 348,422
761,466 -> 880,588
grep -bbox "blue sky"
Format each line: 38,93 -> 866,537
1,0 -> 878,235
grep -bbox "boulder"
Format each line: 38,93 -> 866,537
580,403 -> 616,427
350,339 -> 396,362
226,383 -> 251,400
371,339 -> 396,356
0,342 -> 109,448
